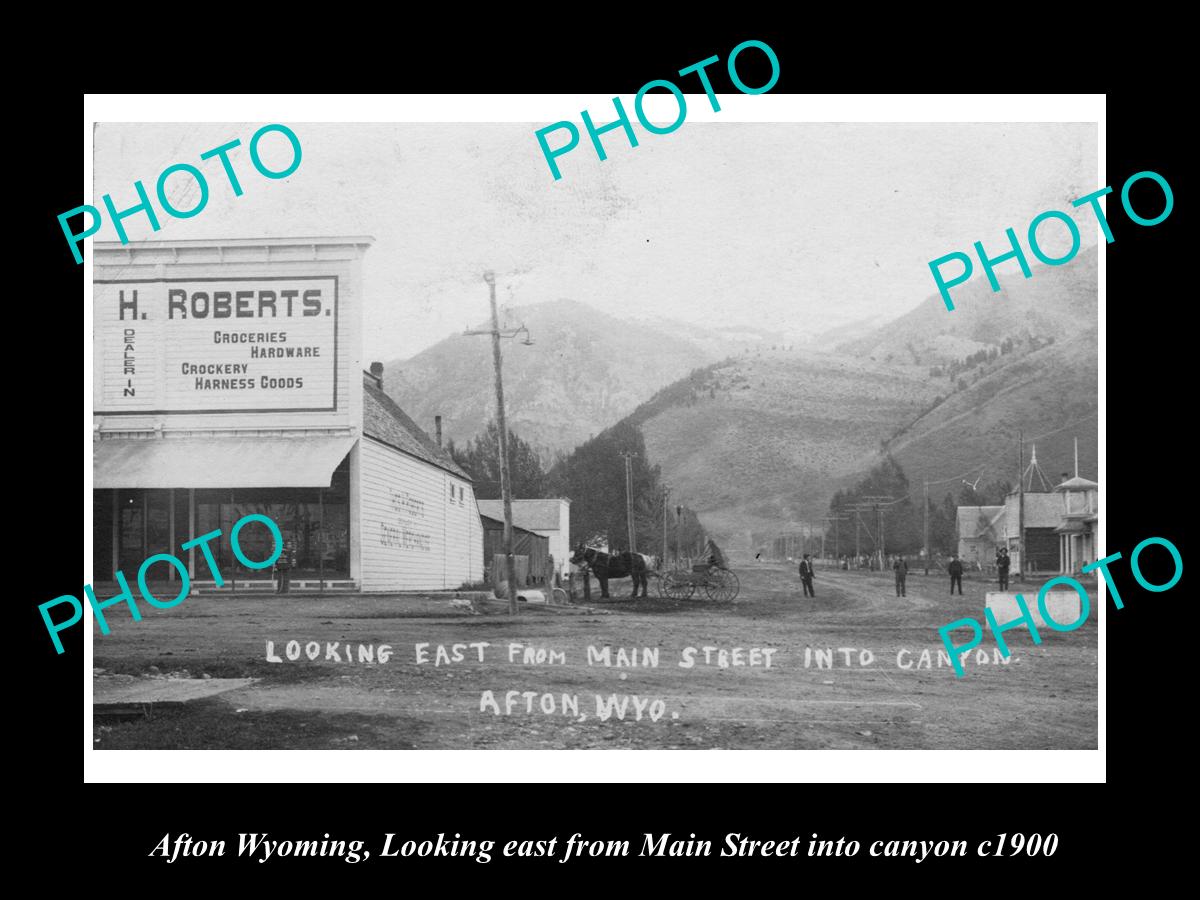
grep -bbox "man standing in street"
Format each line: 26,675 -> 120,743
893,554 -> 909,597
996,547 -> 1011,590
948,554 -> 964,595
275,538 -> 297,595
799,554 -> 815,598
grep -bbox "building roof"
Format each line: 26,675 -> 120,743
95,236 -> 376,250
479,515 -> 543,539
1055,475 -> 1099,491
956,506 -> 1006,540
362,379 -> 470,480
95,237 -> 375,265
476,499 -> 568,531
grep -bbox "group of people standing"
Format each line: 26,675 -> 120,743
798,546 -> 1014,599
800,553 -> 912,597
947,548 -> 1010,595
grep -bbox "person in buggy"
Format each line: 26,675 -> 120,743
702,538 -> 727,570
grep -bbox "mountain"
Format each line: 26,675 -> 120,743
381,300 -> 722,459
884,324 -> 1097,495
838,243 -> 1099,365
608,249 -> 1099,554
633,316 -> 789,357
633,350 -> 942,550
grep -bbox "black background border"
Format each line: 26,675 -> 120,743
23,30 -> 1184,880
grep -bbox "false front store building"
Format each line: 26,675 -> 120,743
92,237 -> 481,592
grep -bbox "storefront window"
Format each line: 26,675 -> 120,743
191,456 -> 351,580
101,456 -> 352,584
146,491 -> 171,561
116,489 -> 143,575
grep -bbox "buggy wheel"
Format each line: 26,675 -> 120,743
662,572 -> 696,600
703,569 -> 739,602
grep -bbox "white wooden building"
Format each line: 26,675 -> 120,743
91,236 -> 481,592
1055,475 -> 1098,573
359,369 -> 482,590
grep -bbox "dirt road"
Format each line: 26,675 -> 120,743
93,562 -> 1097,750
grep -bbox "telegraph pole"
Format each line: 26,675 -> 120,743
864,496 -> 892,566
923,480 -> 930,575
487,272 -> 518,615
620,450 -> 637,553
823,514 -> 847,561
661,485 -> 670,565
675,503 -> 682,565
850,506 -> 872,566
464,272 -> 534,615
1018,428 -> 1025,581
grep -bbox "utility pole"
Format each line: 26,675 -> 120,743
823,514 -> 847,561
661,485 -> 670,566
675,503 -> 682,565
620,450 -> 637,553
1018,428 -> 1025,582
861,495 -> 893,568
464,271 -> 534,615
923,480 -> 930,575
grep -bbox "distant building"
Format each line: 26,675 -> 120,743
995,442 -> 1097,576
1001,491 -> 1062,574
956,506 -> 1005,567
477,499 -> 571,576
1055,475 -> 1098,573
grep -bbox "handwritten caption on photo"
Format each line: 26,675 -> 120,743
263,638 -> 1019,723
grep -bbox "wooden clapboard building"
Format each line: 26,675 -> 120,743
359,366 -> 483,591
91,236 -> 481,593
479,515 -> 551,586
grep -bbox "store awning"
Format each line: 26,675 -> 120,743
93,436 -> 357,489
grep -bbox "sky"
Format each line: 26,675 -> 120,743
94,121 -> 1098,360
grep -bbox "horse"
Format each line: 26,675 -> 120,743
570,544 -> 652,599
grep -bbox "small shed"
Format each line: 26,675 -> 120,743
480,515 -> 552,585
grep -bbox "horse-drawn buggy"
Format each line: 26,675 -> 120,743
658,561 -> 740,602
569,541 -> 740,603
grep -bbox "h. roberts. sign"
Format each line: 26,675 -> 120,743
94,276 -> 338,414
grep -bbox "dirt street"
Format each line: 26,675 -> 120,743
92,562 -> 1097,750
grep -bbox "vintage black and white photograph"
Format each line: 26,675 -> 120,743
87,112 -> 1099,754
